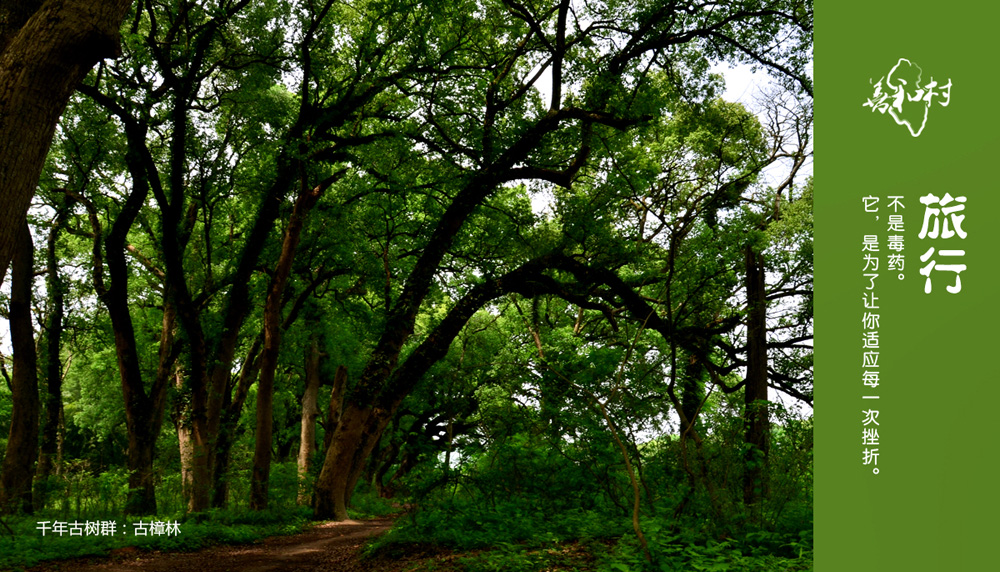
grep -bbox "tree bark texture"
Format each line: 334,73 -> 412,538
297,339 -> 322,506
743,246 -> 770,508
0,223 -> 39,513
174,367 -> 196,511
0,0 -> 132,284
322,365 -> 348,456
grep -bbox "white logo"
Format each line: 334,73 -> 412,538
862,58 -> 952,137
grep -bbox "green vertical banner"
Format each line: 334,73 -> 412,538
816,2 -> 1000,570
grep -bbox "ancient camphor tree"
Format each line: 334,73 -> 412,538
0,0 -> 133,284
20,0 -> 811,523
309,0 -> 813,519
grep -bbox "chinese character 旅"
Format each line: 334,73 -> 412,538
918,193 -> 966,239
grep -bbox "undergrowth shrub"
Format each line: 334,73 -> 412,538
369,389 -> 812,572
348,482 -> 402,519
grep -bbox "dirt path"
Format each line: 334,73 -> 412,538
27,517 -> 409,572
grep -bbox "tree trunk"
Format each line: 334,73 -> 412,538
297,339 -> 322,505
100,194 -> 172,516
680,353 -> 705,439
743,246 -> 770,509
372,440 -> 399,498
315,404 -> 373,520
67,125 -> 173,517
211,437 -> 234,509
176,423 -> 195,509
210,405 -> 241,510
322,365 -> 348,455
212,341 -> 262,508
125,427 -> 158,515
34,199 -> 70,510
313,260 -> 553,520
0,0 -> 132,284
187,146 -> 304,513
250,332 -> 278,510
250,176 -> 332,511
0,223 -> 39,514
174,368 -> 196,511
186,402 -> 218,513
118,296 -> 173,516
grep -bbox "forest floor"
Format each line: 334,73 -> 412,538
22,516 -> 438,572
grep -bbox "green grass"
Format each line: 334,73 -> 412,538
0,506 -> 312,570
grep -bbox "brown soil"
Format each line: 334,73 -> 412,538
25,517 -> 423,572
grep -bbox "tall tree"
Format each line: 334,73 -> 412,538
0,0 -> 132,284
33,195 -> 73,508
312,0 -> 813,520
0,223 -> 39,513
250,171 -> 341,510
71,0 -> 293,512
21,0 -> 812,525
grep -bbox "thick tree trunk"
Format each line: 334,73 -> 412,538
322,365 -> 348,455
118,296 -> 174,516
680,354 -> 705,439
331,407 -> 461,513
185,432 -> 212,511
176,423 -> 195,509
211,437 -> 234,509
297,339 -> 322,505
0,0 -> 132,284
743,247 -> 770,509
71,82 -> 177,515
313,261 -> 551,519
183,156 -> 304,513
0,224 -> 39,514
250,332 -> 279,510
186,404 -> 219,513
125,427 -> 158,514
174,368 -> 196,510
313,364 -> 348,515
65,120 -> 172,518
315,404 -> 373,520
210,405 -> 242,510
74,10 -> 276,513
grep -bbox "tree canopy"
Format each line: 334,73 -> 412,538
0,1 -> 812,569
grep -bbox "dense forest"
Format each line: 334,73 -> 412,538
0,0 -> 813,570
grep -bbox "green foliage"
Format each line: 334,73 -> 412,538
601,524 -> 812,572
5,0 -> 812,569
369,383 -> 812,570
347,484 -> 401,520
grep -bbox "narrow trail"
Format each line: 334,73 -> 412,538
27,517 -> 406,572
